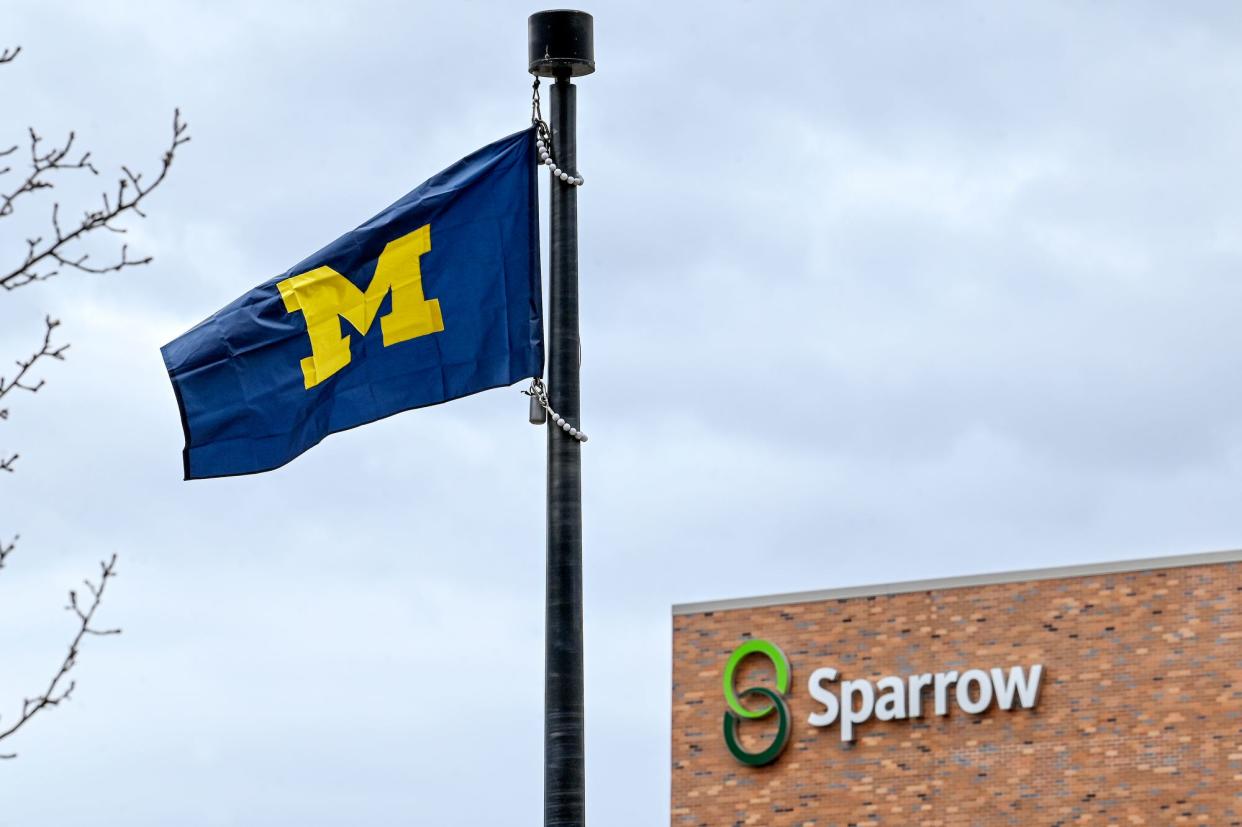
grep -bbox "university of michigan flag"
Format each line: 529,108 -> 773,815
162,129 -> 542,479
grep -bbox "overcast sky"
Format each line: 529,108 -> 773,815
3,1 -> 1242,824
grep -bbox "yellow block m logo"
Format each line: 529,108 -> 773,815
277,224 -> 443,389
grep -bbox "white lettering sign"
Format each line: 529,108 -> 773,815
807,664 -> 1043,741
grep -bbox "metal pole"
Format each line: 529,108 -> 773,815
545,70 -> 585,827
529,11 -> 593,827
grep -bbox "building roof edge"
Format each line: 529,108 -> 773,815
671,548 -> 1242,616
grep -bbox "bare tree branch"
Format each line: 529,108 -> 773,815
0,317 -> 68,474
0,315 -> 68,403
0,129 -> 98,219
0,45 -> 171,762
0,554 -> 120,759
0,109 -> 189,291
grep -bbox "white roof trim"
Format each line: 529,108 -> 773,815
672,548 -> 1242,616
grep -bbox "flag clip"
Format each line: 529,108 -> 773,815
523,378 -> 588,443
528,384 -> 547,425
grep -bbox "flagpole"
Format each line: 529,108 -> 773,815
529,10 -> 593,827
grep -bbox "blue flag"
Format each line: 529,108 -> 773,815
162,128 -> 542,479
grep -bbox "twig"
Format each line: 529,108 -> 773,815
0,318 -> 68,473
0,316 -> 68,404
0,554 -> 120,759
0,128 -> 97,219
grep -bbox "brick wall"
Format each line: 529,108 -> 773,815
671,560 -> 1242,825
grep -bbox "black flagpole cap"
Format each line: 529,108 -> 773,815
528,10 -> 595,77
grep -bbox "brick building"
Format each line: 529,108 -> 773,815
671,550 -> 1242,825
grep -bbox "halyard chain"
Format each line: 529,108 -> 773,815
525,80 -> 588,443
524,378 -> 588,443
531,78 -> 584,187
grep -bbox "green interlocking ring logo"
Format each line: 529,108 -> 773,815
722,639 -> 792,766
